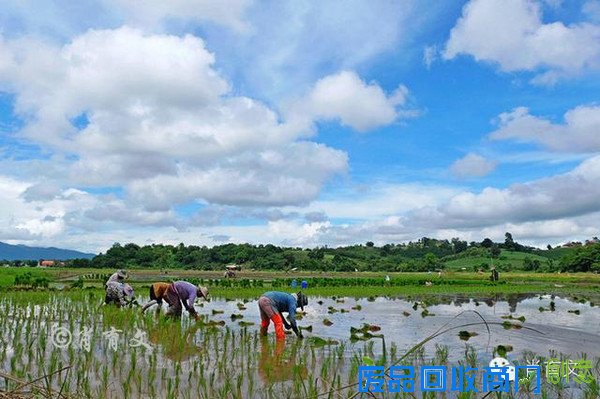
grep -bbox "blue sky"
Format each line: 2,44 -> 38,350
1,0 -> 600,253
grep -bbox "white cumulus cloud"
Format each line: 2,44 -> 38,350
444,0 -> 600,83
288,70 -> 411,133
489,105 -> 600,152
0,27 -> 353,212
451,153 -> 497,178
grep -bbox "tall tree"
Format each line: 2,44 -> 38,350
504,232 -> 515,250
481,238 -> 494,248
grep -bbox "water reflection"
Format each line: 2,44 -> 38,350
433,293 -> 538,312
200,293 -> 600,360
258,337 -> 307,384
148,322 -> 203,362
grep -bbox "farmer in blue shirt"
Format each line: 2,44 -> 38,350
258,291 -> 308,340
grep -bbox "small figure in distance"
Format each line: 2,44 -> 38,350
490,266 -> 499,282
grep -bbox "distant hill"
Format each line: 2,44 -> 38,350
0,242 -> 96,261
443,249 -> 551,270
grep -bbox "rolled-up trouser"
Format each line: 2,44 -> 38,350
258,296 -> 285,340
164,285 -> 183,317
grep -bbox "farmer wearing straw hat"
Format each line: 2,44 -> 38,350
105,282 -> 136,307
141,282 -> 171,313
104,269 -> 128,305
106,269 -> 128,286
258,291 -> 308,340
164,281 -> 209,320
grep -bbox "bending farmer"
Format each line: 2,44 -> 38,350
105,282 -> 136,307
141,282 -> 172,313
164,281 -> 209,320
258,291 -> 308,340
106,269 -> 127,286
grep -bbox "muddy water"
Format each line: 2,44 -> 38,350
199,293 -> 600,361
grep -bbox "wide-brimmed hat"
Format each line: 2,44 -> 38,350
297,292 -> 308,311
117,269 -> 128,279
197,286 -> 209,300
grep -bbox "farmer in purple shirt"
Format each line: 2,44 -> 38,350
164,281 -> 209,320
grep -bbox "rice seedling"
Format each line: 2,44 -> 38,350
502,321 -> 523,329
434,344 -> 449,364
494,344 -> 514,357
501,314 -> 526,322
458,331 -> 478,341
0,288 -> 598,398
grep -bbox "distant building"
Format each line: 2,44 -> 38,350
38,259 -> 65,267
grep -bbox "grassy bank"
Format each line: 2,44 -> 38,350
19,267 -> 600,282
3,267 -> 599,300
0,267 -> 52,287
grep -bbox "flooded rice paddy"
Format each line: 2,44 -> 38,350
209,293 -> 600,360
0,291 -> 598,398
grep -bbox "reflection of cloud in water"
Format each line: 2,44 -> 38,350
201,294 -> 600,361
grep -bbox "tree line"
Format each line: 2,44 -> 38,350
45,233 -> 599,273
3,234 -> 597,273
